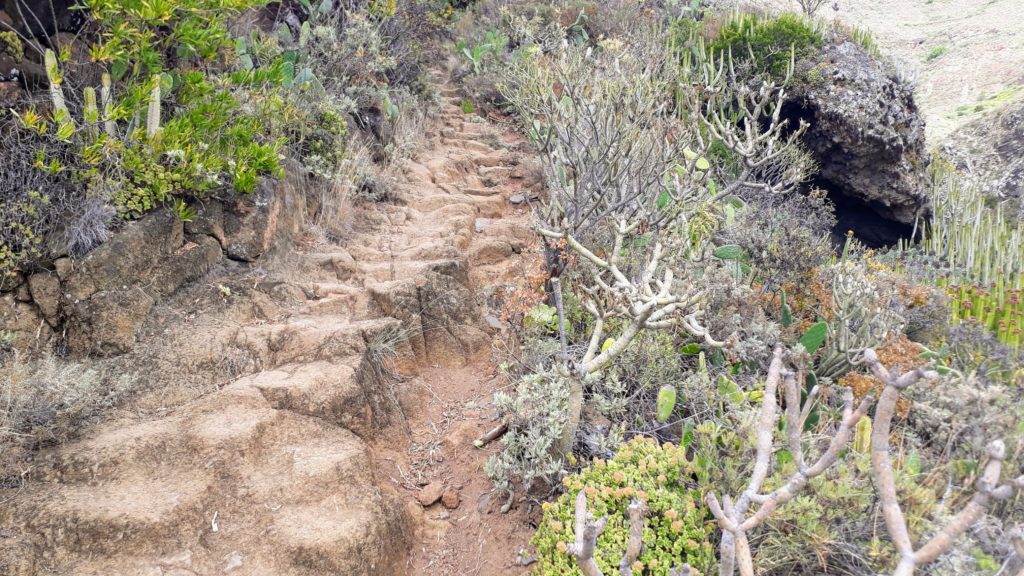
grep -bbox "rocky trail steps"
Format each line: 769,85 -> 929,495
0,68 -> 539,576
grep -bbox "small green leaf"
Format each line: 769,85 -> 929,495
777,449 -> 793,467
601,338 -> 615,353
717,375 -> 744,404
708,178 -> 717,196
158,72 -> 174,92
656,385 -> 677,422
679,343 -> 701,355
683,148 -> 698,160
713,244 -> 744,261
695,157 -> 710,170
294,66 -> 315,85
681,422 -> 695,451
799,322 -> 828,354
111,60 -> 129,80
175,43 -> 196,60
657,190 -> 671,210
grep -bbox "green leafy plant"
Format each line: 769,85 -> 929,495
709,12 -> 823,79
925,46 -> 947,62
83,0 -> 267,80
171,198 -> 198,222
456,29 -> 508,74
0,31 -> 23,61
532,437 -> 716,575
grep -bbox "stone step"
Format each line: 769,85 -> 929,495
478,165 -> 515,179
440,138 -> 495,154
270,497 -> 410,576
235,361 -> 377,436
233,317 -> 371,369
462,186 -> 504,197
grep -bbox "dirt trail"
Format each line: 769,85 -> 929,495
0,66 -> 538,575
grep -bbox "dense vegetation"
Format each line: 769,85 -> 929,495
451,2 -> 1023,575
0,0 -> 457,274
0,0 -> 455,451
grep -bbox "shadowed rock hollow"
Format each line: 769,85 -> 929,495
787,39 -> 930,246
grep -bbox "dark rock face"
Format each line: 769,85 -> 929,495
788,40 -> 930,237
0,0 -> 85,38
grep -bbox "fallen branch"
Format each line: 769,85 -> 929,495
473,422 -> 509,448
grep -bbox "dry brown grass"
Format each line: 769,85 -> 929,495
0,351 -> 132,455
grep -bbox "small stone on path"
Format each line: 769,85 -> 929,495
442,490 -> 461,510
417,482 -> 445,506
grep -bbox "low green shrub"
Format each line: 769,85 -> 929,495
0,31 -> 24,61
83,0 -> 265,80
533,437 -> 716,575
925,45 -> 947,62
709,12 -> 823,79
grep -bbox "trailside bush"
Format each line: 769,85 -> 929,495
532,437 -> 716,575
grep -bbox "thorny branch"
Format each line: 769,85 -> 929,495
863,349 -> 1024,576
703,347 -> 1023,576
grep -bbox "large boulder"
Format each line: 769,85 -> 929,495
788,39 -> 930,229
222,158 -> 308,261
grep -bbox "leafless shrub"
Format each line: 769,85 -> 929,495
64,196 -> 115,257
717,189 -> 836,291
795,0 -> 828,17
503,40 -> 728,456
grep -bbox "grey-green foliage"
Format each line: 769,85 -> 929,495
815,259 -> 904,379
1,352 -> 132,451
914,159 -> 1024,288
485,369 -> 570,503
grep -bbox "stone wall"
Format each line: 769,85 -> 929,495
0,160 -> 309,356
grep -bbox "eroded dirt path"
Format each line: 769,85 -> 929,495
0,66 -> 538,575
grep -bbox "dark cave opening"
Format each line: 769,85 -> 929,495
778,100 -> 918,249
819,180 -> 917,248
